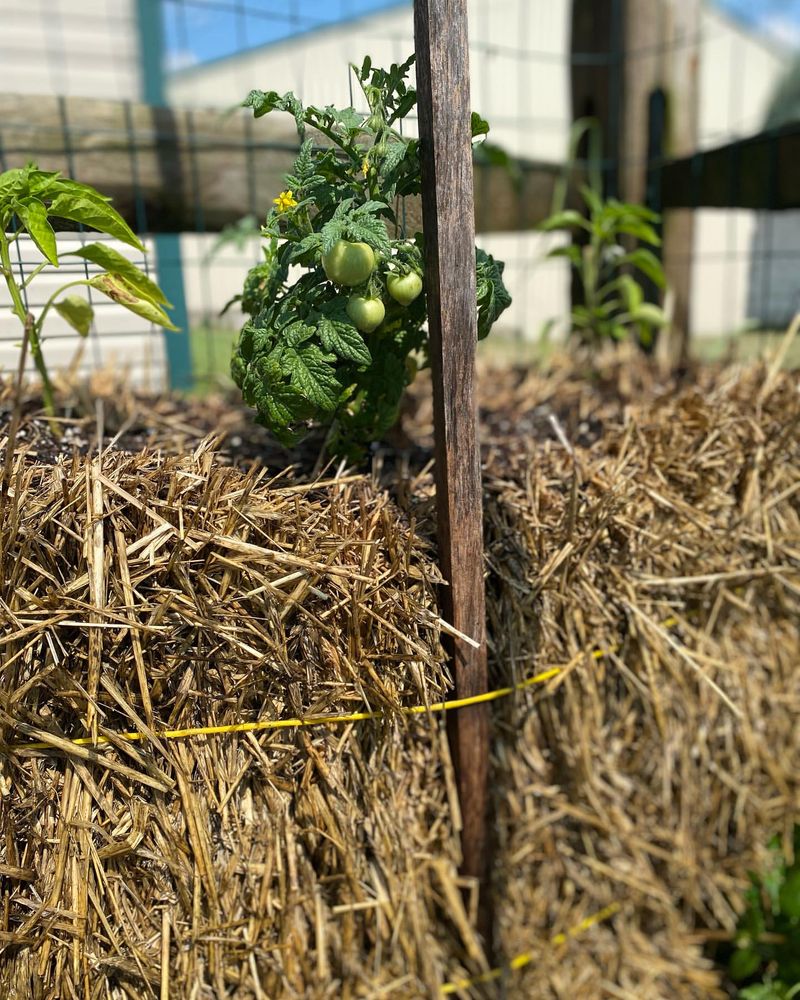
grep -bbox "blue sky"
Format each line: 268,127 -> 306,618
720,0 -> 800,45
163,1 -> 407,70
163,0 -> 800,72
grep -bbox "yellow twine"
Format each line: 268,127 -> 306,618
439,902 -> 621,994
7,618 -> 678,754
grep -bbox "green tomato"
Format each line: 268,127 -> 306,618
387,270 -> 423,306
321,240 -> 375,286
347,295 -> 385,333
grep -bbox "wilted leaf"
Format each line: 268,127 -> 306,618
66,243 -> 168,305
90,273 -> 177,330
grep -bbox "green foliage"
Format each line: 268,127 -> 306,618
727,827 -> 800,1000
539,184 -> 668,349
0,163 -> 175,418
233,55 -> 511,456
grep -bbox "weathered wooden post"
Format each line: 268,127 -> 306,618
413,0 -> 491,926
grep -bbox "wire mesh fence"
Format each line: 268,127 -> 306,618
1,0 -> 799,392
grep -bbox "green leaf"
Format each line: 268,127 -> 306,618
282,320 -> 315,347
538,210 -> 589,232
47,190 -> 143,250
622,248 -> 666,288
66,243 -> 168,305
28,172 -> 111,203
54,294 -> 93,336
580,184 -> 603,214
289,233 -> 323,262
618,274 -> 644,312
740,986 -> 790,1000
15,198 -> 58,265
90,273 -> 178,330
0,167 -> 26,206
281,343 -> 341,411
476,247 -> 512,339
616,219 -> 661,246
471,111 -> 490,140
318,315 -> 371,366
244,89 -> 306,135
346,211 -> 390,251
730,947 -> 763,981
253,355 -> 310,431
546,244 -> 582,265
631,303 -> 667,327
779,868 -> 800,919
320,218 -> 347,255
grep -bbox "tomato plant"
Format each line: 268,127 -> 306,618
230,54 -> 511,456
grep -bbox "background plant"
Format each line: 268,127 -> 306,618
0,164 -> 176,418
231,55 -> 511,456
724,827 -> 800,1000
538,118 -> 668,350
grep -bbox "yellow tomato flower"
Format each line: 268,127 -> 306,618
273,190 -> 298,212
361,156 -> 370,176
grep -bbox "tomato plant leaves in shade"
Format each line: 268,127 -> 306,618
55,295 -> 93,337
280,343 -> 341,412
317,315 -> 371,367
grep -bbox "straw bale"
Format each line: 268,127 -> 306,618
1,349 -> 799,997
473,356 -> 800,998
0,446 -> 483,998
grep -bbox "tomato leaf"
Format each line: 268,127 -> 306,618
318,315 -> 371,366
280,343 -> 341,412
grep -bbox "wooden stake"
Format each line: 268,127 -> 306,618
413,0 -> 491,922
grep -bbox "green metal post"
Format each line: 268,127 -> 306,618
136,0 -> 193,389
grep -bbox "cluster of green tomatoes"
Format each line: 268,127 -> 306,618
321,239 -> 423,332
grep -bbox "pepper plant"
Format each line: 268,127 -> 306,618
539,184 -> 668,349
0,164 -> 175,417
231,55 -> 511,456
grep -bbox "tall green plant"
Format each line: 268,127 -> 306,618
539,118 -> 668,349
0,164 -> 176,416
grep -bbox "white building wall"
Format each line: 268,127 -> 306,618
0,0 -> 141,101
168,1 -> 795,341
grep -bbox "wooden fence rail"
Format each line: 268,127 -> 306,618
0,94 -> 563,236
